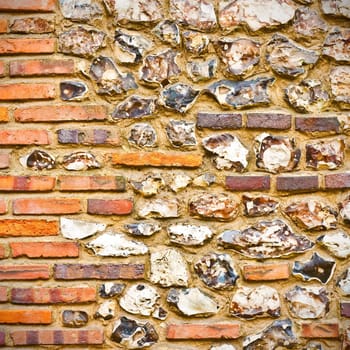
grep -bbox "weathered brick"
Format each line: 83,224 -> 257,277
0,287 -> 7,302
0,310 -> 52,324
226,175 -> 270,191
166,323 -> 240,340
276,175 -> 319,192
10,59 -> 74,76
301,323 -> 340,338
0,129 -> 49,145
246,112 -> 292,129
325,173 -> 350,189
0,331 -> 4,346
196,112 -> 243,129
0,83 -> 55,101
10,242 -> 79,258
109,152 -> 202,168
242,263 -> 290,281
57,128 -> 120,145
0,38 -> 55,54
87,199 -> 133,215
0,244 -> 5,258
54,263 -> 145,280
0,265 -> 50,280
13,198 -> 82,215
0,0 -> 56,11
296,117 -> 341,133
10,17 -> 54,33
0,176 -> 55,191
15,105 -> 107,122
11,287 -> 96,304
0,219 -> 58,237
11,329 -> 104,345
0,18 -> 7,33
0,61 -> 5,76
0,200 -> 6,214
341,302 -> 350,317
0,107 -> 8,122
59,176 -> 126,191
0,152 -> 9,169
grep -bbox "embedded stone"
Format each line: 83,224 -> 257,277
330,66 -> 350,108
62,310 -> 88,328
99,283 -> 125,298
242,194 -> 279,217
167,288 -> 219,317
89,56 -> 137,95
152,306 -> 168,320
95,300 -> 116,320
131,174 -> 165,197
59,0 -> 103,21
189,192 -> 239,221
303,342 -> 324,350
230,286 -> 280,319
194,252 -> 238,290
62,151 -> 101,171
112,95 -> 156,120
306,139 -> 345,170
166,120 -> 197,148
292,252 -> 336,284
182,30 -> 210,55
218,219 -> 314,259
124,222 -> 161,237
285,80 -> 330,113
167,223 -> 213,246
169,174 -> 192,192
206,77 -> 274,109
159,83 -> 200,113
215,38 -> 260,78
153,20 -> 181,47
317,231 -> 350,259
60,81 -> 88,101
293,7 -> 327,38
337,267 -> 350,295
211,345 -> 236,350
193,173 -> 216,187
140,49 -> 181,86
149,248 -> 189,287
266,34 -> 319,77
137,198 -> 180,218
285,286 -> 329,319
321,0 -> 350,18
219,0 -> 296,32
187,58 -> 217,82
128,123 -> 157,148
20,150 -> 56,170
284,200 -> 338,231
111,316 -> 159,348
323,27 -> 350,62
243,319 -> 297,350
60,217 -> 106,240
202,133 -> 248,171
255,133 -> 301,173
339,195 -> 350,224
58,26 -> 105,57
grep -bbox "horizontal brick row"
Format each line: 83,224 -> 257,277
0,83 -> 55,101
9,59 -> 74,76
0,219 -> 58,237
10,242 -> 79,258
0,310 -> 51,324
0,38 -> 55,54
0,0 -> 56,12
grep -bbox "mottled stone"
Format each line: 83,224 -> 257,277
266,34 -> 319,77
211,345 -> 236,350
218,219 -> 314,259
193,173 -> 216,187
112,95 -> 156,120
255,133 -> 300,173
62,310 -> 88,327
20,150 -> 56,170
99,282 -> 125,298
230,286 -> 280,319
183,30 -> 210,55
303,342 -> 324,350
167,288 -> 219,317
284,200 -> 337,231
337,267 -> 350,295
167,223 -> 213,246
152,306 -> 168,320
169,174 -> 192,192
62,151 -> 101,171
60,81 -> 88,101
318,231 -> 350,259
125,222 -> 161,237
189,192 -> 239,221
58,26 -> 105,57
323,27 -> 350,62
187,58 -> 217,82
60,217 -> 106,240
131,174 -> 165,197
293,252 -> 336,284
166,120 -> 197,148
59,0 -> 103,21
202,133 -> 248,171
128,123 -> 157,148
137,198 -> 180,218
285,286 -> 329,319
293,7 -> 327,38
206,77 -> 274,109
10,17 -> 54,33
330,66 -> 350,108
339,195 -> 350,224
95,300 -> 116,320
242,194 -> 279,217
321,0 -> 350,18
153,20 -> 181,47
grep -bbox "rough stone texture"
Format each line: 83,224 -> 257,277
321,0 -> 350,18
62,310 -> 88,328
166,120 -> 197,148
60,217 -> 106,240
337,267 -> 350,295
112,95 -> 156,120
137,198 -> 180,218
330,65 -> 350,108
60,81 -> 88,101
323,27 -> 350,62
131,173 -> 164,197
293,7 -> 328,38
20,150 -> 55,170
187,58 -> 217,82
317,231 -> 350,258
128,123 -> 157,148
167,223 -> 213,246
242,194 -> 279,217
59,0 -> 103,21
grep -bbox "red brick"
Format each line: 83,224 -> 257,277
0,286 -> 7,302
0,152 -> 9,169
0,176 -> 55,191
0,83 -> 55,101
226,175 -> 270,191
13,198 -> 82,215
59,175 -> 125,191
325,173 -> 350,189
0,265 -> 50,280
15,105 -> 107,122
10,242 -> 79,258
166,323 -> 240,340
87,199 -> 133,215
0,219 -> 58,237
11,329 -> 104,345
0,200 -> 6,214
0,107 -> 8,122
0,310 -> 51,324
0,38 -> 55,54
10,59 -> 74,76
10,17 -> 54,33
0,61 -> 5,76
197,112 -> 243,129
246,112 -> 292,129
0,18 -> 7,33
0,331 -> 4,346
296,117 -> 341,133
0,129 -> 49,145
341,302 -> 350,317
0,0 -> 56,11
0,244 -> 5,258
276,175 -> 319,192
57,128 -> 120,145
11,287 -> 96,304
54,263 -> 145,280
242,263 -> 290,281
301,323 -> 340,338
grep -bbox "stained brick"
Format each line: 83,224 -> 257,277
10,17 -> 54,33
0,310 -> 52,324
0,61 -> 5,76
276,175 -> 319,192
296,117 -> 341,133
0,0 -> 56,11
0,83 -> 55,101
196,112 -> 243,129
58,176 -> 125,191
0,176 -> 55,191
0,244 -> 5,258
10,242 -> 79,258
10,59 -> 74,76
0,287 -> 7,302
0,129 -> 49,145
0,331 -> 4,346
0,152 -> 9,168
0,38 -> 55,54
0,200 -> 6,214
0,265 -> 50,280
301,323 -> 340,338
246,112 -> 292,129
0,18 -> 7,33
57,128 -> 120,145
226,175 -> 270,191
341,302 -> 350,317
0,219 -> 58,237
242,263 -> 290,281
87,199 -> 133,215
0,107 -> 8,122
325,173 -> 350,189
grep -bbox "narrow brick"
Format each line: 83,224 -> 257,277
57,128 -> 120,145
59,175 -> 125,192
13,198 -> 82,215
0,176 -> 55,191
0,18 -> 7,33
0,200 -> 6,214
0,83 -> 55,101
0,38 -> 55,54
242,263 -> 290,281
166,323 -> 240,340
325,173 -> 350,189
296,117 -> 340,133
0,219 -> 58,237
0,310 -> 51,324
87,199 -> 133,215
0,152 -> 9,169
11,329 -> 104,345
301,323 -> 339,338
226,175 -> 270,191
11,287 -> 96,304
0,129 -> 49,145
10,17 -> 54,33
0,287 -> 7,302
0,61 -> 5,76
10,242 -> 79,258
0,107 -> 8,122
10,59 -> 74,76
109,152 -> 202,168
276,175 -> 319,192
0,0 -> 56,11
54,263 -> 145,280
0,244 -> 5,258
0,331 -> 4,346
246,112 -> 292,129
341,302 -> 350,317
0,265 -> 50,280
196,112 -> 243,129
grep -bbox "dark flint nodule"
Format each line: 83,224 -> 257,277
60,81 -> 88,101
112,95 -> 156,120
23,150 -> 55,170
62,310 -> 88,328
99,283 -> 125,298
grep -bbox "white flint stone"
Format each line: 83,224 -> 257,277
95,300 -> 116,319
318,231 -> 350,258
169,174 -> 192,192
60,217 -> 106,240
137,198 -> 180,218
338,268 -> 350,295
211,345 -> 237,350
167,223 -> 213,246
59,0 -> 102,21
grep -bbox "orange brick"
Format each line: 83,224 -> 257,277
0,176 -> 55,191
0,0 -> 56,11
0,38 -> 55,54
0,310 -> 51,324
0,107 -> 8,122
0,286 -> 7,302
242,263 -> 290,281
0,219 -> 58,237
301,323 -> 340,338
0,129 -> 49,145
10,242 -> 79,258
0,18 -> 7,33
0,83 -> 55,101
0,264 -> 50,280
0,199 -> 6,214
10,59 -> 74,76
0,152 -> 9,169
0,243 -> 5,258
58,175 -> 125,191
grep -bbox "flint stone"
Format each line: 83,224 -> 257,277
242,194 -> 279,217
137,198 -> 180,218
60,81 -> 88,101
330,66 -> 350,108
59,0 -> 103,21
166,120 -> 197,148
167,223 -> 213,246
62,151 -> 100,171
323,27 -> 350,62
293,7 -> 327,38
60,217 -> 106,240
230,286 -> 280,319
152,306 -> 168,320
187,58 -> 217,82
58,26 -> 105,57
337,268 -> 350,295
285,286 -> 329,319
167,288 -> 219,317
218,219 -> 314,259
317,231 -> 350,259
303,342 -> 324,350
62,310 -> 88,327
211,345 -> 236,350
128,123 -> 157,148
182,30 -> 210,55
321,0 -> 350,18
20,150 -> 55,170
125,222 -> 161,237
99,282 -> 125,298
131,174 -> 164,197
149,248 -> 189,287
169,174 -> 192,192
339,195 -> 350,224
153,20 -> 181,47
112,95 -> 156,120
266,34 -> 319,77
95,300 -> 116,320
194,252 -> 238,289
193,173 -> 216,187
